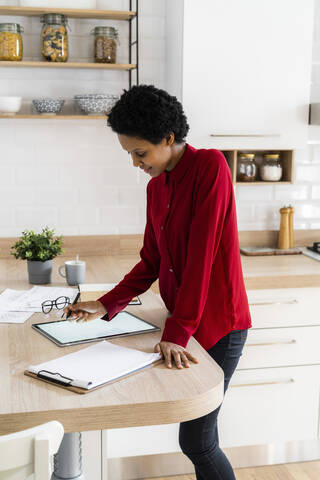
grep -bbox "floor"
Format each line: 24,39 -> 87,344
144,460 -> 320,480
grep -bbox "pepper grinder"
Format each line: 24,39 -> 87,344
288,205 -> 294,248
278,206 -> 290,249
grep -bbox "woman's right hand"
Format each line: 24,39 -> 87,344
64,300 -> 108,323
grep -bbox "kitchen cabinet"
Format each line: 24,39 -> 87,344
95,286 -> 320,476
219,365 -> 320,447
237,325 -> 320,369
165,0 -> 314,150
246,287 -> 320,328
223,149 -> 294,185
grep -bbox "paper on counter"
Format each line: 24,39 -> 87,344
0,310 -> 34,324
10,286 -> 78,312
0,288 -> 29,312
28,340 -> 162,389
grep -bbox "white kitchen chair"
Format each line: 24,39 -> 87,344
0,421 -> 64,480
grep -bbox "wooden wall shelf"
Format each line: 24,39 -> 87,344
0,6 -> 136,21
222,149 -> 294,185
0,61 -> 136,70
0,114 -> 107,119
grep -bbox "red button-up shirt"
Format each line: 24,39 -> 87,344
98,143 -> 251,351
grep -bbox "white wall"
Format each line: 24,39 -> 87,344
1,1 -> 319,237
0,0 -> 165,237
235,0 -> 320,231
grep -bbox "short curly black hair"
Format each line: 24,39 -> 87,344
107,84 -> 189,144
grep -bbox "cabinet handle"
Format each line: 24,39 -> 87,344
249,299 -> 298,306
246,339 -> 297,347
210,133 -> 281,138
231,378 -> 294,388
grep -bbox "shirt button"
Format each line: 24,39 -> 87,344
167,204 -> 170,208
169,268 -> 173,272
161,226 -> 164,230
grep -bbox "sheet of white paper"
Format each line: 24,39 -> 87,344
0,310 -> 34,324
79,283 -> 116,292
28,340 -> 162,389
0,288 -> 30,312
13,286 -> 78,312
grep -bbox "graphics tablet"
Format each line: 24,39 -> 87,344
32,311 -> 160,347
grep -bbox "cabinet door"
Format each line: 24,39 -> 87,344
247,287 -> 320,329
219,365 -> 320,448
181,0 -> 313,150
237,325 -> 320,369
104,423 -> 181,458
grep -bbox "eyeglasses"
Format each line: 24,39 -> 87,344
41,296 -> 71,314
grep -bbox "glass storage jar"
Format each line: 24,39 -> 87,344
41,14 -> 68,62
91,26 -> 118,63
0,23 -> 23,61
260,153 -> 282,181
237,153 -> 257,182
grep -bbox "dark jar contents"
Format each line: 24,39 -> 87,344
237,153 -> 257,182
41,13 -> 68,62
92,26 -> 118,63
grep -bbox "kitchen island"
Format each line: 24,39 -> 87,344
1,240 -> 319,478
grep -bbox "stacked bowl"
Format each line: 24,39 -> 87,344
0,97 -> 22,115
32,98 -> 65,114
74,94 -> 119,115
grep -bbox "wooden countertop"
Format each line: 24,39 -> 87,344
1,249 -> 319,435
242,253 -> 320,289
0,259 -> 224,436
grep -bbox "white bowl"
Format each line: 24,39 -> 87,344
0,97 -> 22,114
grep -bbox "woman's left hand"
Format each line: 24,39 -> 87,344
154,341 -> 199,369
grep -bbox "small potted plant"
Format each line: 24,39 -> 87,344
10,226 -> 64,284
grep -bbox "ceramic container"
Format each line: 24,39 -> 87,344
32,98 -> 65,114
0,96 -> 22,114
74,94 -> 119,115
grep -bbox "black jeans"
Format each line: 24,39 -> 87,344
179,329 -> 248,480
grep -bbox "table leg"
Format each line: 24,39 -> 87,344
52,432 -> 85,480
101,430 -> 108,480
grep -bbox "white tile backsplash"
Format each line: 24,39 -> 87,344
236,186 -> 274,202
274,185 -> 309,201
1,0 -> 320,237
0,208 -> 15,227
295,165 -> 320,183
15,207 -> 58,228
311,185 -> 320,198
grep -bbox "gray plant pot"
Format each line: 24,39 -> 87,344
27,259 -> 53,285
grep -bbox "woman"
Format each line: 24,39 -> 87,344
65,84 -> 251,479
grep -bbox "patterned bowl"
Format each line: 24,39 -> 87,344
74,94 -> 119,115
32,98 -> 65,114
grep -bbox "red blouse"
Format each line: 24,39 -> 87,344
97,143 -> 251,351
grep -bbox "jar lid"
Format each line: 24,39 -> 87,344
40,13 -> 68,25
239,153 -> 255,159
91,26 -> 118,38
0,23 -> 24,33
263,154 -> 280,159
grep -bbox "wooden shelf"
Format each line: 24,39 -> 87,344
0,114 -> 107,119
222,149 -> 294,185
0,6 -> 136,20
236,181 -> 292,186
0,61 -> 136,70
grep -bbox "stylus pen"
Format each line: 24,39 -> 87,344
61,291 -> 80,320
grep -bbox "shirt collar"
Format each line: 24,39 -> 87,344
163,143 -> 196,186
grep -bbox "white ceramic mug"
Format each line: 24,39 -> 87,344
58,260 -> 86,286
